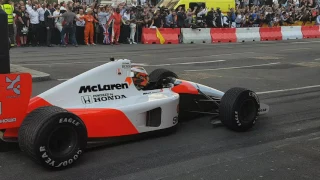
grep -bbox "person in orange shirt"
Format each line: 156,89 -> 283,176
80,8 -> 98,45
107,8 -> 124,45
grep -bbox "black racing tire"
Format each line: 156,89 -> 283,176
148,69 -> 178,90
219,87 -> 260,132
149,68 -> 178,83
18,106 -> 87,170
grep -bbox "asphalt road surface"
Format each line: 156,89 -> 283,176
2,39 -> 320,180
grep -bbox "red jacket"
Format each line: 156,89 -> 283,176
107,13 -> 122,26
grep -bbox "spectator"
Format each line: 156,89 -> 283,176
37,3 -> 45,45
16,5 -> 29,47
1,0 -> 15,47
177,6 -> 186,28
52,4 -> 62,45
54,5 -> 80,47
44,3 -> 54,47
150,10 -> 163,28
107,8 -> 123,45
316,11 -> 320,24
165,10 -> 177,28
129,9 -> 137,44
80,8 -> 98,45
26,1 -> 40,46
120,9 -> 130,43
98,7 -> 110,44
76,8 -> 85,45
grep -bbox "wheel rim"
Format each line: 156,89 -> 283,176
47,126 -> 78,158
240,99 -> 257,124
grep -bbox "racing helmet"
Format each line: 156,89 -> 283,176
131,66 -> 149,88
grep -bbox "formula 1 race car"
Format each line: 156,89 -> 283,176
0,59 -> 269,170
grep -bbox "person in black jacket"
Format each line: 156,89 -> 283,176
44,4 -> 55,47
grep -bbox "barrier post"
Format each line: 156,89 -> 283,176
0,9 -> 10,74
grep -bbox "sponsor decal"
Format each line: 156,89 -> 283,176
6,75 -> 21,98
59,118 -> 80,126
234,111 -> 241,126
173,116 -> 178,125
117,68 -> 122,75
81,93 -> 127,104
39,146 -> 82,168
259,108 -> 267,112
122,62 -> 131,69
79,83 -> 129,94
143,89 -> 163,95
81,95 -> 93,104
0,118 -> 17,124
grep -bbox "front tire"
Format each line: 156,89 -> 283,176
18,106 -> 87,170
219,87 -> 260,132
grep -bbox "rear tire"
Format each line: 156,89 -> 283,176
219,87 -> 260,132
18,106 -> 87,170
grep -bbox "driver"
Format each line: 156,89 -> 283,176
131,66 -> 149,90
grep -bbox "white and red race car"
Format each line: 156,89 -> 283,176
0,59 -> 269,169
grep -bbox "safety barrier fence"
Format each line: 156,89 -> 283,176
141,26 -> 320,44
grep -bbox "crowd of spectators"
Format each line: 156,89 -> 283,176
2,0 -> 320,47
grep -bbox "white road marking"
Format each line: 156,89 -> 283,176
308,137 -> 320,141
167,52 -> 255,60
184,62 -> 280,72
291,42 -> 310,44
257,85 -> 320,95
314,58 -> 320,61
280,48 -> 311,51
144,60 -> 225,67
309,40 -> 320,43
57,79 -> 70,81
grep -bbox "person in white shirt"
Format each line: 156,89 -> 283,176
26,2 -> 40,46
76,8 -> 85,45
98,7 -> 110,44
121,9 -> 131,43
51,4 -> 62,45
53,5 -> 62,32
37,4 -> 46,45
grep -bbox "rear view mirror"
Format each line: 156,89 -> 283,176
130,72 -> 134,77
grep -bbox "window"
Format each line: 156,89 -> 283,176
189,2 -> 206,11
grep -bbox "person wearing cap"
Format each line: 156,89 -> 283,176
80,7 -> 98,45
1,0 -> 15,47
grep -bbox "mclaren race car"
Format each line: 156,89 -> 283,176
0,59 -> 269,170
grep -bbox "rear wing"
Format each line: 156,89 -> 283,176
0,73 -> 32,130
